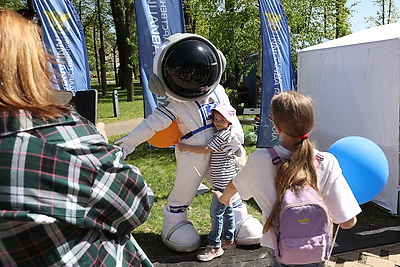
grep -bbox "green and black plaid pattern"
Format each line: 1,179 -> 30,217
0,110 -> 154,266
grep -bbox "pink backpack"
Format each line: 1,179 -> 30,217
267,147 -> 332,265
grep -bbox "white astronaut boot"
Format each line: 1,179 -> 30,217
161,205 -> 201,252
231,193 -> 263,246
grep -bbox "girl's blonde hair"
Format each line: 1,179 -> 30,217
263,91 -> 317,233
0,8 -> 70,119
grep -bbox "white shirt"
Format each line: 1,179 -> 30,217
232,145 -> 362,248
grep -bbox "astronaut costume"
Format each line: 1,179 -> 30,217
116,33 -> 262,252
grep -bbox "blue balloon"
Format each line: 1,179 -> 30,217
328,136 -> 389,204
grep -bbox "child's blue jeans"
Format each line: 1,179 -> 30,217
207,188 -> 235,247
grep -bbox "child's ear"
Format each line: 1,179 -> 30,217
274,124 -> 282,134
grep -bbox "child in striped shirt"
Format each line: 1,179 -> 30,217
176,103 -> 240,262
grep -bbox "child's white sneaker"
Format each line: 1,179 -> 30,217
197,245 -> 224,262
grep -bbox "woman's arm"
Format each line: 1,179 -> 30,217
212,180 -> 238,206
339,217 -> 357,229
175,142 -> 213,154
66,116 -> 154,234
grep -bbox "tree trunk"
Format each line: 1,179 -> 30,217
27,0 -> 33,10
382,0 -> 385,25
110,0 -> 134,102
335,1 -> 340,38
93,24 -> 100,85
97,0 -> 108,96
113,43 -> 119,86
183,0 -> 195,33
224,0 -> 240,88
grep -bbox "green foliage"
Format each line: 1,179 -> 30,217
71,0 -> 119,77
0,0 -> 26,9
182,0 -> 355,84
282,0 -> 352,69
244,129 -> 258,146
365,0 -> 400,27
184,0 -> 261,83
11,0 -> 400,97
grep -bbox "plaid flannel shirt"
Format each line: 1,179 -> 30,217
0,110 -> 154,266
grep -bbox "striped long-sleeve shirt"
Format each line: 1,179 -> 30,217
0,110 -> 154,266
208,128 -> 237,189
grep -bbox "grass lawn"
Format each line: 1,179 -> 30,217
106,137 -> 262,260
96,82 -> 399,261
95,83 -> 144,124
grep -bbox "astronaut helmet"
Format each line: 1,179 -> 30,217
149,33 -> 226,102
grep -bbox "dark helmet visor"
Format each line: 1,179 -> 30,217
162,39 -> 219,99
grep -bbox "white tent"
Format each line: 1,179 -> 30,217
297,23 -> 400,214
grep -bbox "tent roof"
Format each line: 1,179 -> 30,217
301,22 -> 400,52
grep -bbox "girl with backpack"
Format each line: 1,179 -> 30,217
214,91 -> 361,266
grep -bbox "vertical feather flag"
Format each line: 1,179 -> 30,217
257,0 -> 295,147
134,0 -> 185,117
33,0 -> 90,94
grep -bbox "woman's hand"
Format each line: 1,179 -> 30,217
175,142 -> 188,152
339,217 -> 358,229
96,122 -> 108,143
211,190 -> 231,206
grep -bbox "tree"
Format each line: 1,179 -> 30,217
183,0 -> 260,89
283,0 -> 351,45
0,0 -> 26,9
97,0 -> 108,96
72,0 -> 99,84
72,0 -> 116,91
110,0 -> 135,102
9,0 -> 356,103
365,0 -> 400,27
183,0 -> 353,85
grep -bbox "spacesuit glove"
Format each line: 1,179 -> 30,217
114,135 -> 136,158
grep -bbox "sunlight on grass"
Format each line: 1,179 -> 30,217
104,88 -> 399,261
94,82 -> 144,124
108,133 -> 262,259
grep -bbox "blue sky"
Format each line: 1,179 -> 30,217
347,0 -> 400,32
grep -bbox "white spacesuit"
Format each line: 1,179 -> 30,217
116,33 -> 262,252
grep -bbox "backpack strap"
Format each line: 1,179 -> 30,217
267,147 -> 324,169
315,152 -> 324,167
267,147 -> 283,169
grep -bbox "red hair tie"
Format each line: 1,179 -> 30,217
298,133 -> 309,139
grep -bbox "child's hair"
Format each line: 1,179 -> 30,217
263,91 -> 317,233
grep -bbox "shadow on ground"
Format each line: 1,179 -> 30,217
134,233 -> 272,266
134,220 -> 400,266
333,221 -> 400,254
134,203 -> 400,266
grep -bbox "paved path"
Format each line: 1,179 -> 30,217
104,118 -> 143,137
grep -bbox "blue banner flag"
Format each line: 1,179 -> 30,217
134,0 -> 185,117
33,0 -> 90,95
257,0 -> 295,147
